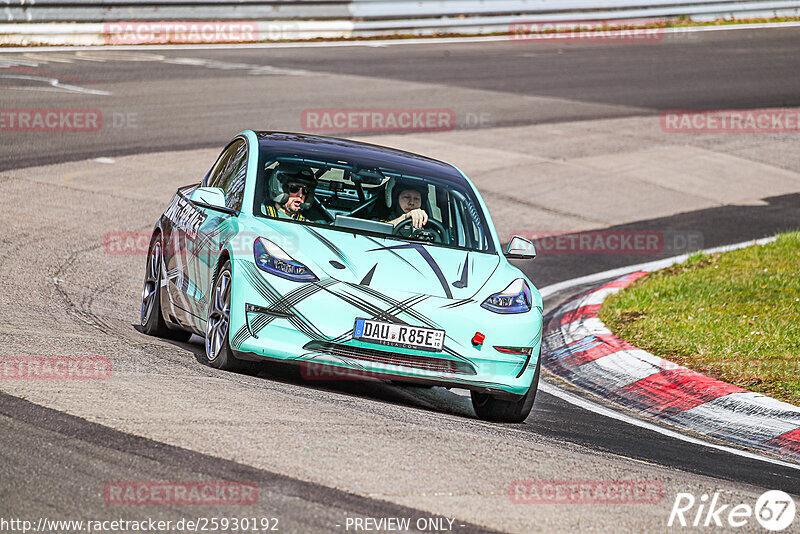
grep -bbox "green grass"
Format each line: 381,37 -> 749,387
599,231 -> 800,405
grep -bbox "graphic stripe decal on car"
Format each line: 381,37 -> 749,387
440,298 -> 474,309
304,226 -> 355,271
342,282 -> 440,329
366,243 -> 452,299
231,276 -> 337,347
324,286 -> 469,363
326,293 -> 427,344
364,236 -> 423,275
188,221 -> 226,259
237,261 -> 473,365
452,252 -> 469,288
359,264 -> 377,286
237,262 -> 333,345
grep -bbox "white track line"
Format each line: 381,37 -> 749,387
537,235 -> 799,469
538,382 -> 800,470
1,21 -> 799,53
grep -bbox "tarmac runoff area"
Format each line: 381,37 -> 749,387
1,116 -> 800,533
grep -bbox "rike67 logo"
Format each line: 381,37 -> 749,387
668,490 -> 796,531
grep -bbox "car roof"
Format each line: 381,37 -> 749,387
254,131 -> 466,183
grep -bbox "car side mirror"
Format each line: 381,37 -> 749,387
505,235 -> 537,259
189,187 -> 236,214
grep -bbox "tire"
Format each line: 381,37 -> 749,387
202,260 -> 255,373
140,233 -> 191,342
471,355 -> 540,423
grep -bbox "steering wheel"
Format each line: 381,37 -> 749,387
312,197 -> 335,223
393,217 -> 448,244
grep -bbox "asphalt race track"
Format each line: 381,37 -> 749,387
1,27 -> 799,533
3,27 -> 800,172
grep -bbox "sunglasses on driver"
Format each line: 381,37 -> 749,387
287,183 -> 309,195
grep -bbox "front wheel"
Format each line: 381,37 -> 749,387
202,260 -> 255,373
471,355 -> 540,423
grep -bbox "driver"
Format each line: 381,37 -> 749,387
264,164 -> 317,221
385,182 -> 429,229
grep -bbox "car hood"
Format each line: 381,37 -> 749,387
253,221 -> 500,300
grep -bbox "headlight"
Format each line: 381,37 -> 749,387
253,237 -> 318,282
481,278 -> 532,314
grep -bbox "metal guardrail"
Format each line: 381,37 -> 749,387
1,0 -> 799,45
2,2 -> 350,23
3,0 -> 800,22
350,0 -> 798,18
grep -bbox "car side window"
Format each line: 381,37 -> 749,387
206,139 -> 247,211
206,146 -> 232,189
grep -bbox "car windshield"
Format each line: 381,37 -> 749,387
253,156 -> 495,254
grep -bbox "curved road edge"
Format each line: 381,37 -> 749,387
539,239 -> 800,466
3,124 -> 800,530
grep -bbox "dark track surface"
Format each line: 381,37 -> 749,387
0,393 -> 497,533
2,27 -> 800,171
202,29 -> 800,109
1,27 -> 799,532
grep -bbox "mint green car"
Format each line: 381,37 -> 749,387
141,131 -> 542,422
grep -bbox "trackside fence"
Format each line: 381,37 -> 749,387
1,0 -> 799,44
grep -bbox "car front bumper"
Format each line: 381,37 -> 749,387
230,259 -> 542,396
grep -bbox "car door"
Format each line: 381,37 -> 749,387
159,179 -> 212,330
185,138 -> 248,331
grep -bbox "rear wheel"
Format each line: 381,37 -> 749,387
471,355 -> 540,423
140,234 -> 191,342
202,260 -> 256,373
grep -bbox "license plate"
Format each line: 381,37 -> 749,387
353,318 -> 445,352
